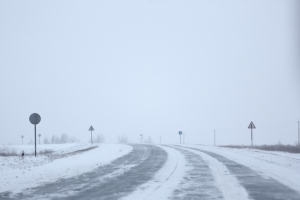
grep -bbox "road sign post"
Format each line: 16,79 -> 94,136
29,113 -> 41,157
248,121 -> 256,148
89,126 -> 94,145
298,119 -> 300,145
178,131 -> 182,144
21,135 -> 24,145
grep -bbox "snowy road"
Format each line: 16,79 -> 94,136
173,145 -> 300,200
1,144 -> 300,200
0,145 -> 166,200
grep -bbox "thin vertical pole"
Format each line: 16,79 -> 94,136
180,135 -> 181,144
214,130 -> 216,146
35,124 -> 36,157
298,119 -> 300,145
251,128 -> 253,148
91,131 -> 93,145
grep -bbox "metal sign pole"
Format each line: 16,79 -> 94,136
91,130 -> 93,145
251,128 -> 253,148
88,126 -> 94,145
298,119 -> 300,145
35,124 -> 36,157
29,113 -> 41,157
180,134 -> 181,144
248,121 -> 256,149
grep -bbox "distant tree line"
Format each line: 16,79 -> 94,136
144,137 -> 152,143
94,134 -> 105,143
43,133 -> 78,144
118,135 -> 128,143
221,144 -> 300,154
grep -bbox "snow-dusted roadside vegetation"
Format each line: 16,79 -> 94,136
221,144 -> 300,153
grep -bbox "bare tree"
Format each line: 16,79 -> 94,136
94,134 -> 105,143
118,135 -> 128,143
44,136 -> 50,144
144,137 -> 152,144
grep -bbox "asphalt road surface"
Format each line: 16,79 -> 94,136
0,144 -> 300,200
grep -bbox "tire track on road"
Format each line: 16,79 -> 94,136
177,145 -> 300,200
0,144 -> 167,200
166,146 -> 223,200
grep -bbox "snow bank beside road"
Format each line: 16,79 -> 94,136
0,143 -> 132,193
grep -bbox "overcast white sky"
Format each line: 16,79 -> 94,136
1,0 -> 300,145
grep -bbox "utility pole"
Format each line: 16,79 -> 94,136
214,129 -> 216,146
298,119 -> 300,145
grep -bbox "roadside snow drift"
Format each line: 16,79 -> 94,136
0,143 -> 132,194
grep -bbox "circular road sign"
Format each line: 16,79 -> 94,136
178,131 -> 182,135
29,113 -> 41,125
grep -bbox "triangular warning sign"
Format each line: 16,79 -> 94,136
248,121 -> 256,129
89,126 -> 94,131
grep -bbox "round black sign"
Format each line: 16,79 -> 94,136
178,131 -> 182,135
29,113 -> 41,125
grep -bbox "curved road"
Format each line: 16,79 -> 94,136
0,145 -> 167,200
1,144 -> 300,200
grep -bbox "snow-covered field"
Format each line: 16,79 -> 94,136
0,143 -> 132,193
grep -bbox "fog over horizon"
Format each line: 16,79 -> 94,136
1,1 -> 300,146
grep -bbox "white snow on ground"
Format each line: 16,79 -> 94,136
121,145 -> 187,200
0,143 -> 132,193
175,146 -> 250,200
0,143 -> 85,155
180,144 -> 300,194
